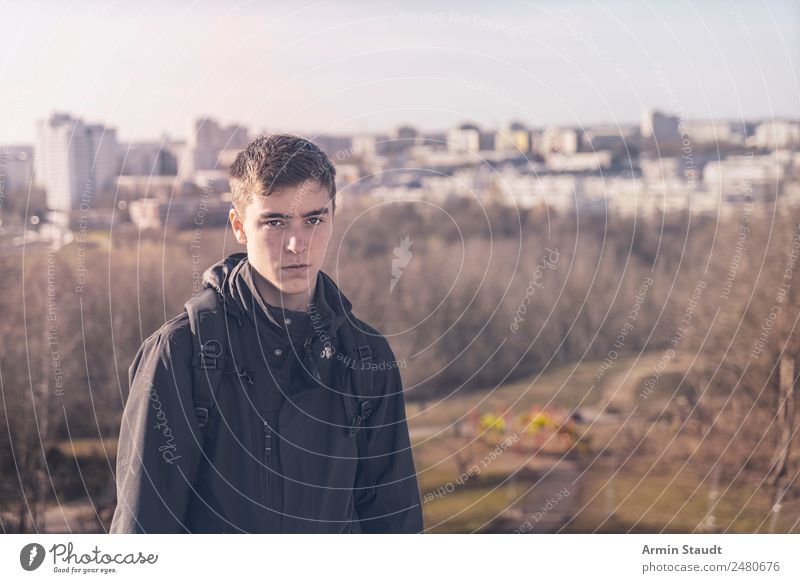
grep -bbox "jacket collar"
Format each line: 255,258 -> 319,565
201,252 -> 352,344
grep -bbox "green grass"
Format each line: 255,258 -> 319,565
410,351 -> 796,533
418,462 -> 528,533
407,352 -> 691,431
566,457 -> 798,534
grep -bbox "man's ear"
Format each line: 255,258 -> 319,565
229,207 -> 248,245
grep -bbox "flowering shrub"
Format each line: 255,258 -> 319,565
468,405 -> 588,453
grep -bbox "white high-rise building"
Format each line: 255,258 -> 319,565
495,121 -> 530,153
541,126 -> 579,155
447,123 -> 481,153
35,112 -> 119,211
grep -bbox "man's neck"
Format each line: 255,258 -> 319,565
251,267 -> 315,312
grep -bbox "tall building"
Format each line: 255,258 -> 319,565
641,109 -> 680,141
0,145 -> 35,195
395,125 -> 420,144
34,112 -> 119,211
386,125 -> 421,155
495,121 -> 530,153
119,140 -> 178,176
541,126 -> 579,155
180,117 -> 249,179
447,123 -> 481,153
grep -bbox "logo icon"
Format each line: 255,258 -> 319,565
20,543 -> 46,571
320,345 -> 334,359
390,235 -> 413,294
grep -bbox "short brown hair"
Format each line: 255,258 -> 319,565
229,133 -> 336,216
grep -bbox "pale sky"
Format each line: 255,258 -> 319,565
0,0 -> 797,144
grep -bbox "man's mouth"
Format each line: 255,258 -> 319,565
282,264 -> 309,271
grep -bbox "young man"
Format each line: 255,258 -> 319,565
110,134 -> 423,533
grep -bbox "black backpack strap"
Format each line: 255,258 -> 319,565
348,342 -> 374,436
339,320 -> 376,495
338,321 -> 374,432
185,287 -> 253,446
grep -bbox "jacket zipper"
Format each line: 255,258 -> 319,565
304,338 -> 323,383
262,419 -> 271,511
263,420 -> 272,460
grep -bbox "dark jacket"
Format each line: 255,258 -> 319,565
110,253 -> 423,533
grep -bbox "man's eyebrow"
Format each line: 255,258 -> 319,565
258,207 -> 330,220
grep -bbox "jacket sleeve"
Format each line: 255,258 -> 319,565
110,323 -> 203,533
354,340 -> 423,533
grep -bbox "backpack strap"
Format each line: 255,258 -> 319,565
338,320 -> 376,495
338,321 -> 374,433
185,287 -> 253,447
348,344 -> 374,436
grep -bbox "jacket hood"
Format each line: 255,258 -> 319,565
200,252 -> 353,341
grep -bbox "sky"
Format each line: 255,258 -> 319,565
0,0 -> 797,144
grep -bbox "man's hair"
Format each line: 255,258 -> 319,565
229,133 -> 337,216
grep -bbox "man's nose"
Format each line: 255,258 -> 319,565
285,231 -> 307,254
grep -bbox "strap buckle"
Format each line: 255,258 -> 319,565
356,345 -> 372,362
234,367 -> 255,385
348,414 -> 362,437
348,401 -> 372,437
196,406 -> 210,428
199,340 -> 223,369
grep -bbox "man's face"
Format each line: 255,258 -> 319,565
230,179 -> 334,305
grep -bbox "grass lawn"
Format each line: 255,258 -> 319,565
566,457 -> 799,533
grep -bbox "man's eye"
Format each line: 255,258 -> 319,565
307,217 -> 324,225
263,220 -> 284,228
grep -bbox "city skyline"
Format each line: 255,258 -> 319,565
7,105 -> 795,239
0,0 -> 797,144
